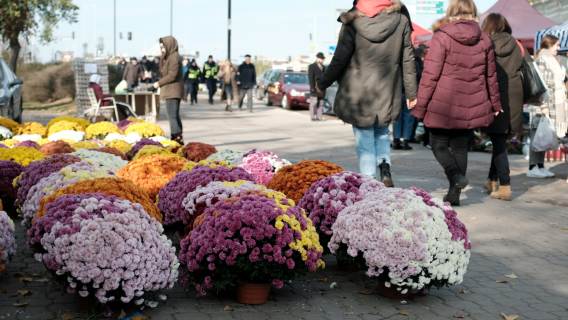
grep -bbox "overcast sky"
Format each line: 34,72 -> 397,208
31,0 -> 497,63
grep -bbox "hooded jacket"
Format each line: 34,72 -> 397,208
318,1 -> 417,128
158,36 -> 184,100
411,20 -> 502,130
485,32 -> 523,134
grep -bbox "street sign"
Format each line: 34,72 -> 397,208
416,0 -> 445,14
328,45 -> 337,55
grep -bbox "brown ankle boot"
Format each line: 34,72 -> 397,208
484,180 -> 498,194
490,185 -> 512,201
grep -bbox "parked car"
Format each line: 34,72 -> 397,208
256,69 -> 272,100
0,59 -> 23,122
323,82 -> 338,115
266,70 -> 310,109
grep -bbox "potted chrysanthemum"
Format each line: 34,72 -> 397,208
329,187 -> 471,298
179,193 -> 324,304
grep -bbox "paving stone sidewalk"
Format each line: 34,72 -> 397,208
2,100 -> 567,320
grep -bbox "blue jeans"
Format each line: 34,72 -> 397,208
393,99 -> 416,140
353,123 -> 391,178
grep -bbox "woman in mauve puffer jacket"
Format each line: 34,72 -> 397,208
411,0 -> 502,206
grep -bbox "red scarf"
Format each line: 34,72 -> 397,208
356,0 -> 393,17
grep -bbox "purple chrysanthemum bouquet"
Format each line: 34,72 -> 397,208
15,154 -> 81,208
180,180 -> 293,231
15,140 -> 40,149
0,160 -> 23,215
182,180 -> 263,221
0,211 -> 16,273
329,188 -> 471,294
179,193 -> 324,296
298,171 -> 384,249
126,138 -> 162,160
157,166 -> 253,227
38,194 -> 179,304
20,162 -> 114,227
239,150 -> 291,185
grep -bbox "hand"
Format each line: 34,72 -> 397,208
153,82 -> 160,89
315,87 -> 324,98
407,98 -> 417,109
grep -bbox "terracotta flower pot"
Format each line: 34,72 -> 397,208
236,283 -> 271,305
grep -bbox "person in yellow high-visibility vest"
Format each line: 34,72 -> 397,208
203,55 -> 220,104
187,59 -> 202,105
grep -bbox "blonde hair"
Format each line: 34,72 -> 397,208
446,0 -> 478,20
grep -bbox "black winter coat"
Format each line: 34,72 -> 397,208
318,3 -> 417,128
308,62 -> 326,96
237,63 -> 257,89
484,32 -> 524,135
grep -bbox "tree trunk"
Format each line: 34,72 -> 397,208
9,37 -> 21,74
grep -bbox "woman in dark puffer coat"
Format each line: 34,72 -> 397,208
411,0 -> 502,206
481,13 -> 524,201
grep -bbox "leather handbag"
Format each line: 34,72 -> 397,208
517,41 -> 547,104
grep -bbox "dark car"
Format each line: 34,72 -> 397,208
323,82 -> 338,115
266,70 -> 310,109
0,59 -> 23,122
256,69 -> 272,100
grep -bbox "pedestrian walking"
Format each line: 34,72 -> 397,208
318,0 -> 417,187
203,55 -> 220,104
188,59 -> 202,105
153,36 -> 185,144
238,54 -> 257,112
527,35 -> 568,178
219,60 -> 239,112
411,0 -> 502,206
181,58 -> 191,101
308,52 -> 326,121
122,57 -> 143,90
481,13 -> 524,201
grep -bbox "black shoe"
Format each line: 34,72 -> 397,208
392,139 -> 403,150
378,160 -> 394,188
452,174 -> 469,190
225,105 -> 233,112
402,141 -> 413,150
171,134 -> 184,146
443,187 -> 461,206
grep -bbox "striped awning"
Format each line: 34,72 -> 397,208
535,22 -> 568,52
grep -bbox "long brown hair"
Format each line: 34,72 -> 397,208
540,35 -> 559,50
482,13 -> 512,34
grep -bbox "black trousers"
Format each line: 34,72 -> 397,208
206,79 -> 217,102
165,98 -> 182,137
488,133 -> 511,185
189,80 -> 199,103
430,129 -> 472,186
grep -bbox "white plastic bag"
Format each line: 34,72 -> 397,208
114,80 -> 128,94
531,116 -> 559,152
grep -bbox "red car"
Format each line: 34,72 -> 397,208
265,70 -> 310,109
